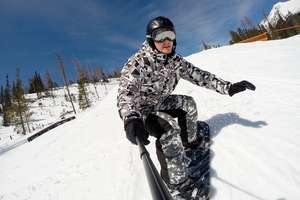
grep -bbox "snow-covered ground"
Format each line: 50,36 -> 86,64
1,35 -> 300,200
261,0 -> 300,27
0,80 -> 118,151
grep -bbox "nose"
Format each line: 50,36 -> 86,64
162,40 -> 173,45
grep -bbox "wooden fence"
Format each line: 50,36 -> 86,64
239,32 -> 269,43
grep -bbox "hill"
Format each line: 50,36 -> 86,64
1,35 -> 300,200
261,0 -> 300,27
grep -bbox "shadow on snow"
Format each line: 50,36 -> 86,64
205,112 -> 267,138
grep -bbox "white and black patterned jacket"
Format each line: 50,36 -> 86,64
117,41 -> 231,121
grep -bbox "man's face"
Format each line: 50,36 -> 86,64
154,40 -> 173,54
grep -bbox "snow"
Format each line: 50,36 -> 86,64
0,80 -> 118,151
1,35 -> 300,200
261,0 -> 300,27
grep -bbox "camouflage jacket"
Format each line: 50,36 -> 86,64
117,42 -> 231,121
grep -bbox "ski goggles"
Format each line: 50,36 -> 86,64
152,30 -> 176,42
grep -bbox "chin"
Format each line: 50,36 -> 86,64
162,49 -> 172,54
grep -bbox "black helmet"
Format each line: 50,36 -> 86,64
146,16 -> 175,38
146,16 -> 177,52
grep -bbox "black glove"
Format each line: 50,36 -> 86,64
228,80 -> 256,97
124,118 -> 150,145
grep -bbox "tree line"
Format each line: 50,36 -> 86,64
0,55 -> 121,134
0,71 -> 31,134
229,11 -> 300,44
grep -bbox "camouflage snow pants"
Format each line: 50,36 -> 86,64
144,94 -> 198,186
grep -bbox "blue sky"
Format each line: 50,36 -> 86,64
0,0 -> 282,88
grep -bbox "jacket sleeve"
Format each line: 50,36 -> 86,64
117,57 -> 143,121
178,57 -> 231,95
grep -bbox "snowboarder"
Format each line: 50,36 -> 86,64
117,16 -> 255,199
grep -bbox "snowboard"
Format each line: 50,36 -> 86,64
187,121 -> 211,200
167,121 -> 212,200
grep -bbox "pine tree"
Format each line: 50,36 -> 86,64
0,85 -> 4,113
201,40 -> 210,50
29,71 -> 45,98
269,24 -> 278,39
3,74 -> 13,126
293,14 -> 300,34
88,68 -> 100,100
12,81 -> 16,100
45,70 -> 55,98
74,60 -> 90,110
12,69 -> 28,134
228,15 -> 270,44
78,72 -> 90,110
4,75 -> 12,108
285,12 -> 300,36
229,31 -> 240,44
275,11 -> 289,39
113,67 -> 121,78
290,13 -> 300,27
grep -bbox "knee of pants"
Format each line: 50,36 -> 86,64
167,95 -> 198,118
146,112 -> 181,137
185,96 -> 198,116
155,112 -> 180,129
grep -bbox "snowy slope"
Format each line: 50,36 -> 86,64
0,80 -> 117,150
261,0 -> 300,27
1,35 -> 300,200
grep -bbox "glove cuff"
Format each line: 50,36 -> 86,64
225,82 -> 232,95
124,113 -> 143,127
